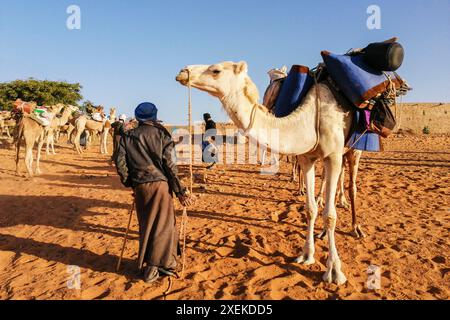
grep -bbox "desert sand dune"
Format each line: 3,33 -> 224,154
0,134 -> 448,300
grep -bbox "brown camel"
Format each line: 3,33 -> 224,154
15,104 -> 64,177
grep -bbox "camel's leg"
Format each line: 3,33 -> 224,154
51,134 -> 56,154
348,150 -> 365,238
322,154 -> 347,285
15,122 -> 24,175
45,131 -> 51,155
100,131 -> 105,154
294,156 -> 306,196
295,157 -> 318,265
24,139 -> 35,178
5,126 -> 11,138
101,129 -> 109,154
337,156 -> 350,209
298,161 -> 305,195
316,165 -> 326,209
316,165 -> 327,239
291,156 -> 298,182
85,130 -> 91,149
261,149 -> 267,165
35,133 -> 45,175
67,125 -> 75,144
73,129 -> 83,154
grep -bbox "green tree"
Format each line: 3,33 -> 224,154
0,79 -> 83,110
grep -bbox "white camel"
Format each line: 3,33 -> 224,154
45,105 -> 78,155
73,108 -> 115,155
177,61 -> 352,285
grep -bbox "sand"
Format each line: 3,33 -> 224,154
0,133 -> 448,300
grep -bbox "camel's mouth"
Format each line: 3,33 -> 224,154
176,69 -> 189,86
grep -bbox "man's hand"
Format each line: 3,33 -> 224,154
178,193 -> 196,207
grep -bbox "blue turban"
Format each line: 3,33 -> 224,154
135,102 -> 158,122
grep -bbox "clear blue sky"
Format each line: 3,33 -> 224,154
1,0 -> 449,124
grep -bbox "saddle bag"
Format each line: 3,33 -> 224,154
273,65 -> 313,117
369,99 -> 397,138
363,42 -> 404,72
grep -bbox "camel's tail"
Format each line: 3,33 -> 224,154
15,118 -> 25,172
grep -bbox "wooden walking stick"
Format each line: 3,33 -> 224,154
116,198 -> 135,272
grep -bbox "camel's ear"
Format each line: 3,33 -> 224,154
234,61 -> 248,74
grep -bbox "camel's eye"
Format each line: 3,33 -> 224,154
212,69 -> 221,75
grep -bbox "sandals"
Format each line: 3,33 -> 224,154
143,266 -> 159,284
143,265 -> 178,283
158,267 -> 178,278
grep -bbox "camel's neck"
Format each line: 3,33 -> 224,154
59,109 -> 72,125
220,79 -> 318,155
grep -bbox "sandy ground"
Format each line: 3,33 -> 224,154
0,133 -> 448,300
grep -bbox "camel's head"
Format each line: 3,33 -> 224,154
176,61 -> 259,104
67,105 -> 78,112
46,104 -> 64,114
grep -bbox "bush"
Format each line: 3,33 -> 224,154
0,79 -> 83,110
422,126 -> 430,135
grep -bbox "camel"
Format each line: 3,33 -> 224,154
73,108 -> 116,155
0,112 -> 13,138
177,61 -> 353,285
45,105 -> 78,155
15,104 -> 65,177
55,112 -> 76,143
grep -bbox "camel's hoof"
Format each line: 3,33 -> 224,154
294,189 -> 306,197
337,201 -> 350,209
323,270 -> 347,285
295,254 -> 315,265
316,230 -> 327,240
351,225 -> 366,239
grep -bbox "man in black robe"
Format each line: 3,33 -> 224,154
114,102 -> 194,283
202,113 -> 218,169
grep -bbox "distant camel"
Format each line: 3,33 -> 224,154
0,112 -> 13,138
73,108 -> 116,154
45,105 -> 78,155
15,104 -> 65,177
